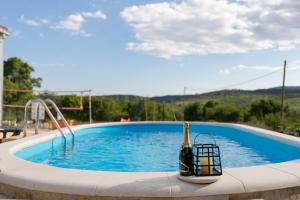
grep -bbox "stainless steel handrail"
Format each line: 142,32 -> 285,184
45,99 -> 75,140
23,100 -> 32,137
23,99 -> 68,142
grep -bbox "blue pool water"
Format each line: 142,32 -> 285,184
15,123 -> 300,172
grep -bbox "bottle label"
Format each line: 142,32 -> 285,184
179,160 -> 190,172
179,147 -> 194,176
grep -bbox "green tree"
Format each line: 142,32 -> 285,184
249,99 -> 281,120
3,57 -> 42,121
215,105 -> 243,122
203,100 -> 219,120
184,102 -> 203,121
203,100 -> 219,108
60,95 -> 81,119
264,113 -> 282,131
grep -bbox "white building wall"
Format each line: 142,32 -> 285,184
0,32 -> 5,126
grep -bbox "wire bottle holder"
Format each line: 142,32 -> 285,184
193,133 -> 222,176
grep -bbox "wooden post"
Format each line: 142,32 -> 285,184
281,60 -> 287,123
89,90 -> 92,124
183,86 -> 187,106
152,102 -> 156,121
144,98 -> 148,121
162,103 -> 165,121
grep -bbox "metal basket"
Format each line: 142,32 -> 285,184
193,133 -> 222,176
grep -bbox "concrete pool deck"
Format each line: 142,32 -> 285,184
1,122 -> 300,199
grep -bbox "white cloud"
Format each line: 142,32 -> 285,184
40,19 -> 49,24
233,64 -> 282,71
219,68 -> 231,75
121,0 -> 300,58
220,60 -> 300,74
19,15 -> 39,26
54,10 -> 106,37
56,14 -> 85,31
18,15 -> 49,26
82,11 -> 107,20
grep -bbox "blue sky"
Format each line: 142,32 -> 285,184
1,0 -> 300,96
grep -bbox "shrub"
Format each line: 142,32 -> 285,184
184,102 -> 203,121
215,105 -> 243,122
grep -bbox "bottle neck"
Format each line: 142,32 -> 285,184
182,122 -> 191,147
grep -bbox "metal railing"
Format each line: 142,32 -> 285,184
24,99 -> 75,142
45,99 -> 75,138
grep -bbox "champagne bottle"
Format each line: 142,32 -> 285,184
179,122 -> 194,176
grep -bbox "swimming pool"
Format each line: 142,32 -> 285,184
15,123 -> 300,172
2,122 -> 300,199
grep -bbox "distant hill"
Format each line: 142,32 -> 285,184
151,86 -> 300,107
95,86 -> 300,107
102,95 -> 139,101
151,86 -> 300,103
255,86 -> 300,94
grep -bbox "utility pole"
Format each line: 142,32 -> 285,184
183,86 -> 187,106
281,60 -> 287,122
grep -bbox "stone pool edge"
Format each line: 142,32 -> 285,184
0,122 -> 300,199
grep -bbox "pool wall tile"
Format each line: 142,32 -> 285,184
267,161 -> 300,181
225,165 -> 300,193
94,172 -> 172,197
166,172 -> 245,197
0,166 -> 100,196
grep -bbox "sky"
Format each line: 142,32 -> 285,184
1,0 -> 300,97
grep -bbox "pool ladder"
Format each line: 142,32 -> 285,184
24,99 -> 75,142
